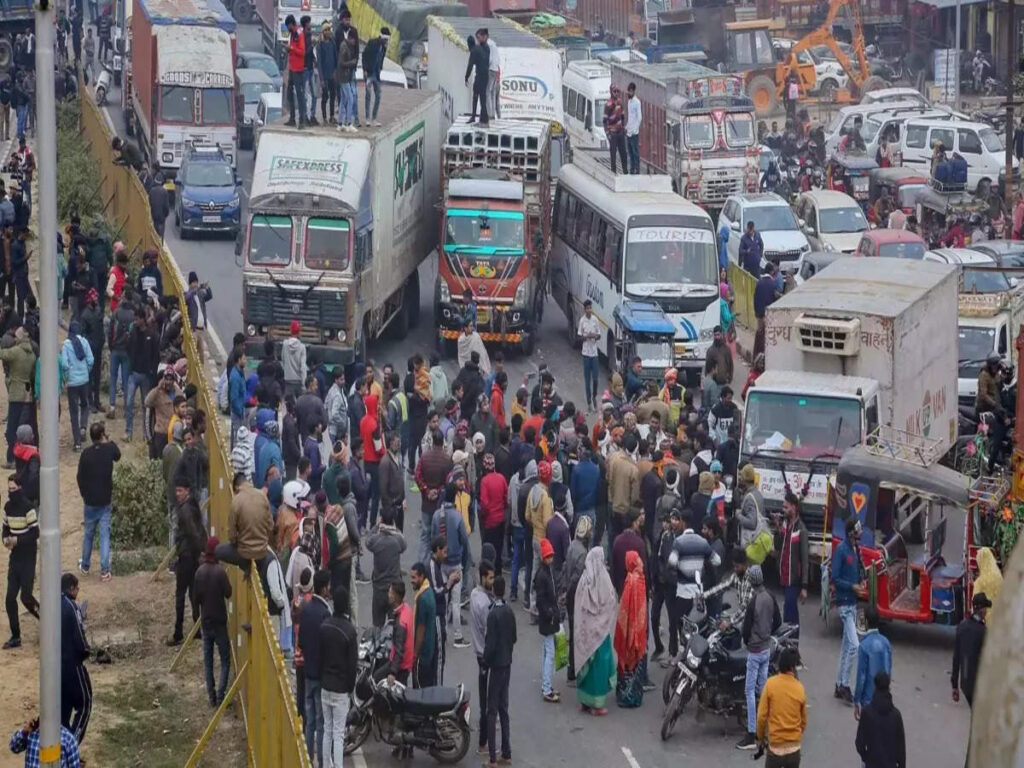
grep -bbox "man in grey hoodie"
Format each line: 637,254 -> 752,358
738,564 -> 781,750
365,506 -> 405,627
282,320 -> 308,400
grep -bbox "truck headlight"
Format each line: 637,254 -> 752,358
161,152 -> 173,163
246,324 -> 256,336
439,280 -> 450,303
337,330 -> 347,342
514,281 -> 528,307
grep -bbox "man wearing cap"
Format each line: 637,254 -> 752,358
194,536 -> 232,706
832,516 -> 867,704
144,369 -> 182,460
952,591 -> 990,709
168,476 -> 206,646
282,320 -> 308,401
577,298 -> 602,411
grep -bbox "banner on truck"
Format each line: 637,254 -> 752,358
498,48 -> 563,122
393,121 -> 426,247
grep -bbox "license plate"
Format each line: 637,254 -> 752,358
476,308 -> 489,325
202,215 -> 221,223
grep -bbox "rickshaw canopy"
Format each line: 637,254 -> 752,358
613,300 -> 676,336
829,152 -> 879,172
912,185 -> 984,216
869,166 -> 929,186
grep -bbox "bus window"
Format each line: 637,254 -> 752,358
606,226 -> 623,285
567,89 -> 578,121
584,100 -> 593,130
592,219 -> 607,265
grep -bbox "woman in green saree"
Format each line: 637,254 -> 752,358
573,547 -> 619,715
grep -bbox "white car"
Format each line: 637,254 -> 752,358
772,38 -> 849,98
792,190 -> 869,253
718,192 -> 811,270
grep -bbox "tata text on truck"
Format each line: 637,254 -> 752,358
253,0 -> 335,69
239,90 -> 442,365
435,117 -> 551,354
609,59 -> 759,208
740,258 -> 959,563
549,149 -> 720,384
128,0 -> 238,173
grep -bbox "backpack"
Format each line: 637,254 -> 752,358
108,310 -> 132,350
216,370 -> 230,415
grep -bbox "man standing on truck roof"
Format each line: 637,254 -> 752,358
484,29 -> 500,121
465,30 -> 490,126
336,10 -> 359,126
301,16 -> 319,127
284,14 -> 308,128
362,27 -> 390,127
625,82 -> 641,176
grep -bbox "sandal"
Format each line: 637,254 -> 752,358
542,691 -> 560,703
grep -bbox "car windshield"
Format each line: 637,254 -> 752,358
445,210 -> 524,252
980,128 -> 1004,153
246,57 -> 280,79
624,226 -> 718,293
305,218 -> 351,270
964,267 -> 1011,293
724,113 -> 754,147
241,82 -> 274,103
741,391 -> 862,460
877,241 -> 925,259
201,88 -> 233,124
747,205 -> 798,232
819,206 -> 867,233
160,85 -> 193,122
248,215 -> 292,265
958,326 -> 996,377
183,161 -> 233,187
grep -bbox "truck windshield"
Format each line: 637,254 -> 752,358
684,116 -> 714,149
444,210 -> 524,253
201,88 -> 233,124
160,86 -> 193,122
624,226 -> 718,293
724,113 -> 754,147
249,215 -> 292,266
743,391 -> 862,460
964,268 -> 1010,293
305,218 -> 351,270
958,325 -> 996,377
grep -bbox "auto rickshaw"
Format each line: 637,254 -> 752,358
826,151 -> 878,207
611,299 -> 678,382
868,167 -> 928,219
913,185 -> 987,248
821,428 -> 1008,629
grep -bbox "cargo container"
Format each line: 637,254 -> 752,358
128,0 -> 238,173
572,0 -> 643,44
740,258 -> 959,560
239,89 -> 442,365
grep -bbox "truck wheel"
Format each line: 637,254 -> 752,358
0,39 -> 13,76
748,75 -> 779,117
818,79 -> 837,101
234,0 -> 254,22
860,76 -> 889,97
567,300 -> 580,349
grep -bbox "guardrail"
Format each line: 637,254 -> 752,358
728,262 -> 757,331
79,90 -> 310,768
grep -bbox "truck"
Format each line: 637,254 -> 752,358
434,117 -> 550,355
739,258 -> 959,561
253,0 -> 336,70
238,89 -> 442,366
128,0 -> 238,173
0,1 -> 32,75
609,60 -> 760,208
957,291 -> 1024,406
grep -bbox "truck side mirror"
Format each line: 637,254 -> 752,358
729,220 -> 740,232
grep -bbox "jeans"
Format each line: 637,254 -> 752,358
277,613 -> 293,655
365,76 -> 381,121
173,554 -> 198,640
418,510 -> 434,563
287,70 -> 307,123
471,83 -> 489,123
15,104 -> 26,138
486,69 -> 499,118
339,81 -> 356,125
626,133 -> 640,174
476,656 -> 489,747
80,504 -> 111,574
67,383 -> 89,446
442,563 -> 463,634
5,400 -> 26,464
836,604 -> 859,688
304,677 -> 324,766
582,354 -> 599,406
608,132 -> 627,173
510,526 -> 528,599
125,372 -> 149,438
203,623 -> 231,704
783,584 -> 801,625
321,688 -> 350,768
230,413 -> 243,450
365,461 -> 380,526
108,349 -> 130,408
745,647 -> 771,734
320,79 -> 336,121
541,634 -> 555,694
487,665 -> 511,762
304,69 -> 316,118
6,546 -> 38,639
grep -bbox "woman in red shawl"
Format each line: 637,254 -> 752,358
614,550 -> 648,707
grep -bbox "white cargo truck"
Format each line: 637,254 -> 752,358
740,258 -> 959,559
238,89 -> 442,365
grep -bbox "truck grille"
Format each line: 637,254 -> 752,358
246,285 -> 348,341
765,249 -> 802,264
701,175 -> 744,203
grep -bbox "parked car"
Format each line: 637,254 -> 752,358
900,118 -> 1017,195
236,50 -> 283,89
855,228 -> 927,259
718,192 -> 811,270
793,189 -> 869,253
253,91 -> 282,154
235,68 -> 276,150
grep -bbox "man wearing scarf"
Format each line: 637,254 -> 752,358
61,319 -> 94,451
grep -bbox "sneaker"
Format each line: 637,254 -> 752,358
834,684 -> 845,700
308,117 -> 319,126
651,648 -> 664,660
498,758 -> 512,765
840,685 -> 854,704
283,119 -> 296,127
509,592 -> 517,602
542,691 -> 560,703
410,482 -> 420,493
453,636 -> 471,649
735,733 -> 757,750
123,433 -> 131,443
166,635 -> 183,647
78,563 -> 89,575
642,681 -> 657,692
373,119 -> 382,126
100,572 -> 112,582
106,406 -> 116,419
477,746 -> 490,756
2,636 -> 21,650
72,444 -> 81,452
355,572 -> 371,585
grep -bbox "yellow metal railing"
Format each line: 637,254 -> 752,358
79,91 -> 310,768
728,262 -> 757,331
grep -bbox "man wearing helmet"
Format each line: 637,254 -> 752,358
977,353 -> 1008,472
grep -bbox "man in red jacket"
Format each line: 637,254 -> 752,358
478,453 -> 508,571
359,392 -> 383,527
284,14 -> 307,127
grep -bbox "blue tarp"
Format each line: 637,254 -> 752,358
136,0 -> 236,32
614,300 -> 676,336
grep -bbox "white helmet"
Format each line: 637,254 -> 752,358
282,479 -> 310,509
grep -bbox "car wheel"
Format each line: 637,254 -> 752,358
818,79 -> 837,101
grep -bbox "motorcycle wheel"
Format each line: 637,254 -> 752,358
662,666 -> 681,705
343,713 -> 372,756
428,716 -> 471,764
660,680 -> 692,742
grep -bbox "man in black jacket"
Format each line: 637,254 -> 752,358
126,308 -> 159,442
855,671 -> 906,768
453,352 -> 485,422
60,573 -> 91,743
3,471 -> 38,649
299,570 -> 332,766
952,592 -> 990,708
168,478 -> 206,646
76,422 -> 120,579
534,538 -> 559,702
194,537 -> 232,706
318,585 -> 358,767
483,574 -> 516,767
464,29 -> 490,124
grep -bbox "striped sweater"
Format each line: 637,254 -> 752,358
2,491 -> 38,547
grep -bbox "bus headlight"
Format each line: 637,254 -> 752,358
699,327 -> 714,341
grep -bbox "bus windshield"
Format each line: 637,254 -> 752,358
742,391 -> 862,460
444,210 -> 525,254
624,226 -> 718,294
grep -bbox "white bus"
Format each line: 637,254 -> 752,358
562,60 -> 610,150
550,150 -> 721,384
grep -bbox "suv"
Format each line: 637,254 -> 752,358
718,192 -> 810,270
173,146 -> 241,240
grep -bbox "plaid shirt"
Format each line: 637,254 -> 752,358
704,571 -> 753,624
9,726 -> 81,768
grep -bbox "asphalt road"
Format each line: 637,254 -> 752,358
98,27 -> 972,766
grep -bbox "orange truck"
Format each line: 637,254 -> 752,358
435,117 -> 551,355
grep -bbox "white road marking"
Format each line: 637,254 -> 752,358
621,746 -> 642,768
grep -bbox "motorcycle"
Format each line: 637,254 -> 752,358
660,621 -> 799,741
345,633 -> 472,763
94,63 -> 112,106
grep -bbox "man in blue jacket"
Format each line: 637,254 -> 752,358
832,516 -> 866,704
853,605 -> 892,719
229,351 -> 247,450
431,487 -> 471,646
569,448 -> 598,532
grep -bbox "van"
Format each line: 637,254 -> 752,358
253,91 -> 281,154
899,119 -> 1017,195
562,60 -> 610,150
823,102 -> 953,159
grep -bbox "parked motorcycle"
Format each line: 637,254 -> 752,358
94,63 -> 112,106
345,633 -> 471,763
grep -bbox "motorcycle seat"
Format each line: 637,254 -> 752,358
400,686 -> 461,715
725,647 -> 748,669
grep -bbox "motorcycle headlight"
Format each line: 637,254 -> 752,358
439,280 -> 451,303
685,649 -> 701,668
514,281 -> 528,307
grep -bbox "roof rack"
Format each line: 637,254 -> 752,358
968,475 -> 1010,508
863,425 -> 942,468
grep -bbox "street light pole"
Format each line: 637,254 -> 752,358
1006,0 -> 1017,204
33,1 -> 61,766
955,0 -> 962,110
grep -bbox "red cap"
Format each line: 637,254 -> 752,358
540,538 -> 554,560
290,319 -> 300,336
538,460 -> 552,484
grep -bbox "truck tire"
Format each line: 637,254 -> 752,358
818,78 -> 838,101
748,75 -> 779,117
860,76 -> 889,97
234,0 -> 254,22
0,38 -> 13,76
